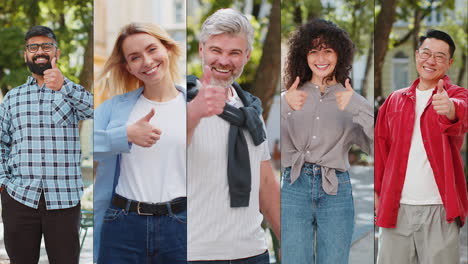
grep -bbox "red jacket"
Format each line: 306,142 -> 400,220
375,75 -> 468,228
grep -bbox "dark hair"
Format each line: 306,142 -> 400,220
25,26 -> 57,43
418,29 -> 455,58
284,19 -> 354,89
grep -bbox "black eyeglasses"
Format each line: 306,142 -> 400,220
25,42 -> 57,53
417,49 -> 449,63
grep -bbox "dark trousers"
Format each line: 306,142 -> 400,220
1,190 -> 81,264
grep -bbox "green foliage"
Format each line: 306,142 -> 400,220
322,0 -> 374,57
0,0 -> 92,96
435,10 -> 468,69
281,0 -> 374,58
0,26 -> 31,89
281,0 -> 325,39
385,0 -> 459,51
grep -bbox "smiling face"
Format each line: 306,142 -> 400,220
415,38 -> 453,85
24,36 -> 60,76
199,33 -> 251,87
307,41 -> 337,84
122,33 -> 171,86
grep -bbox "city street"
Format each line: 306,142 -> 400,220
0,165 -> 465,264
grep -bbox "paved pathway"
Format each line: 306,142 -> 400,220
349,165 -> 374,264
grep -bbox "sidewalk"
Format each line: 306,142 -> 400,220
348,165 -> 468,264
349,165 -> 374,264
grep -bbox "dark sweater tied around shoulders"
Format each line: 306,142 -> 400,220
187,75 -> 266,207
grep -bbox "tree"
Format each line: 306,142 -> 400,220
281,0 -> 324,38
375,0 -> 459,97
374,0 -> 399,98
251,0 -> 280,121
0,0 -> 92,97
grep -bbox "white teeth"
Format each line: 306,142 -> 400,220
423,67 -> 435,72
214,67 -> 230,73
316,64 -> 328,69
36,58 -> 47,63
146,68 -> 156,74
143,64 -> 159,75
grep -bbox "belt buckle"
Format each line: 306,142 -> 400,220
137,202 -> 153,216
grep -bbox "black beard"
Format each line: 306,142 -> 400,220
26,55 -> 52,76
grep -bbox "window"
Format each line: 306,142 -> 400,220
392,51 -> 409,91
174,0 -> 184,24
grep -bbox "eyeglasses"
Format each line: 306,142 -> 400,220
25,42 -> 57,53
417,49 -> 449,63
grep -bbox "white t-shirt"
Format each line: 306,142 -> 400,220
400,88 -> 442,205
188,85 -> 270,260
115,92 -> 186,203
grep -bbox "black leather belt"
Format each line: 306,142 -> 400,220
112,194 -> 186,216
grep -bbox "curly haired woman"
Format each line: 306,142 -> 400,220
280,19 -> 374,264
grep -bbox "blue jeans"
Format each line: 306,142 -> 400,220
189,250 -> 269,264
281,164 -> 354,264
97,204 -> 187,264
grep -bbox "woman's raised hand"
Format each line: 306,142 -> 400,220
127,108 -> 162,148
285,76 -> 308,111
335,78 -> 354,111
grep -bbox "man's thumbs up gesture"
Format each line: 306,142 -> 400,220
285,76 -> 308,111
189,65 -> 227,120
127,108 -> 162,148
432,79 -> 456,120
335,78 -> 354,111
43,57 -> 64,91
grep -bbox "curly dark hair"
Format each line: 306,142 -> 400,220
284,19 -> 354,89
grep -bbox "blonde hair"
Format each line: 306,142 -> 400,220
98,23 -> 182,95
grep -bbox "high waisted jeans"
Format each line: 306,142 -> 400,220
281,163 -> 354,264
97,204 -> 187,264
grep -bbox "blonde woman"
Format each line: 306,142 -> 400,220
94,23 -> 186,264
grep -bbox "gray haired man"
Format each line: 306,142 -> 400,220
187,8 -> 280,263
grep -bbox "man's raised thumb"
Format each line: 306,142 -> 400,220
51,57 -> 57,69
201,65 -> 212,87
437,79 -> 445,94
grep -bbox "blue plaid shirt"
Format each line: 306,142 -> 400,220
0,76 -> 93,209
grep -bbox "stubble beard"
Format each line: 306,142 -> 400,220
201,55 -> 245,89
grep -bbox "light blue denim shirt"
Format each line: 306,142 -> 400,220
93,85 -> 186,262
0,76 -> 93,209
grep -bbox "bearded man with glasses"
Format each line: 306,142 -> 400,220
375,29 -> 467,264
0,26 -> 93,264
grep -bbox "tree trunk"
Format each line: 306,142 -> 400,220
374,0 -> 398,98
393,5 -> 433,49
252,0 -> 280,122
79,24 -> 93,92
293,4 -> 302,25
361,33 -> 374,98
457,52 -> 466,85
412,9 -> 422,51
